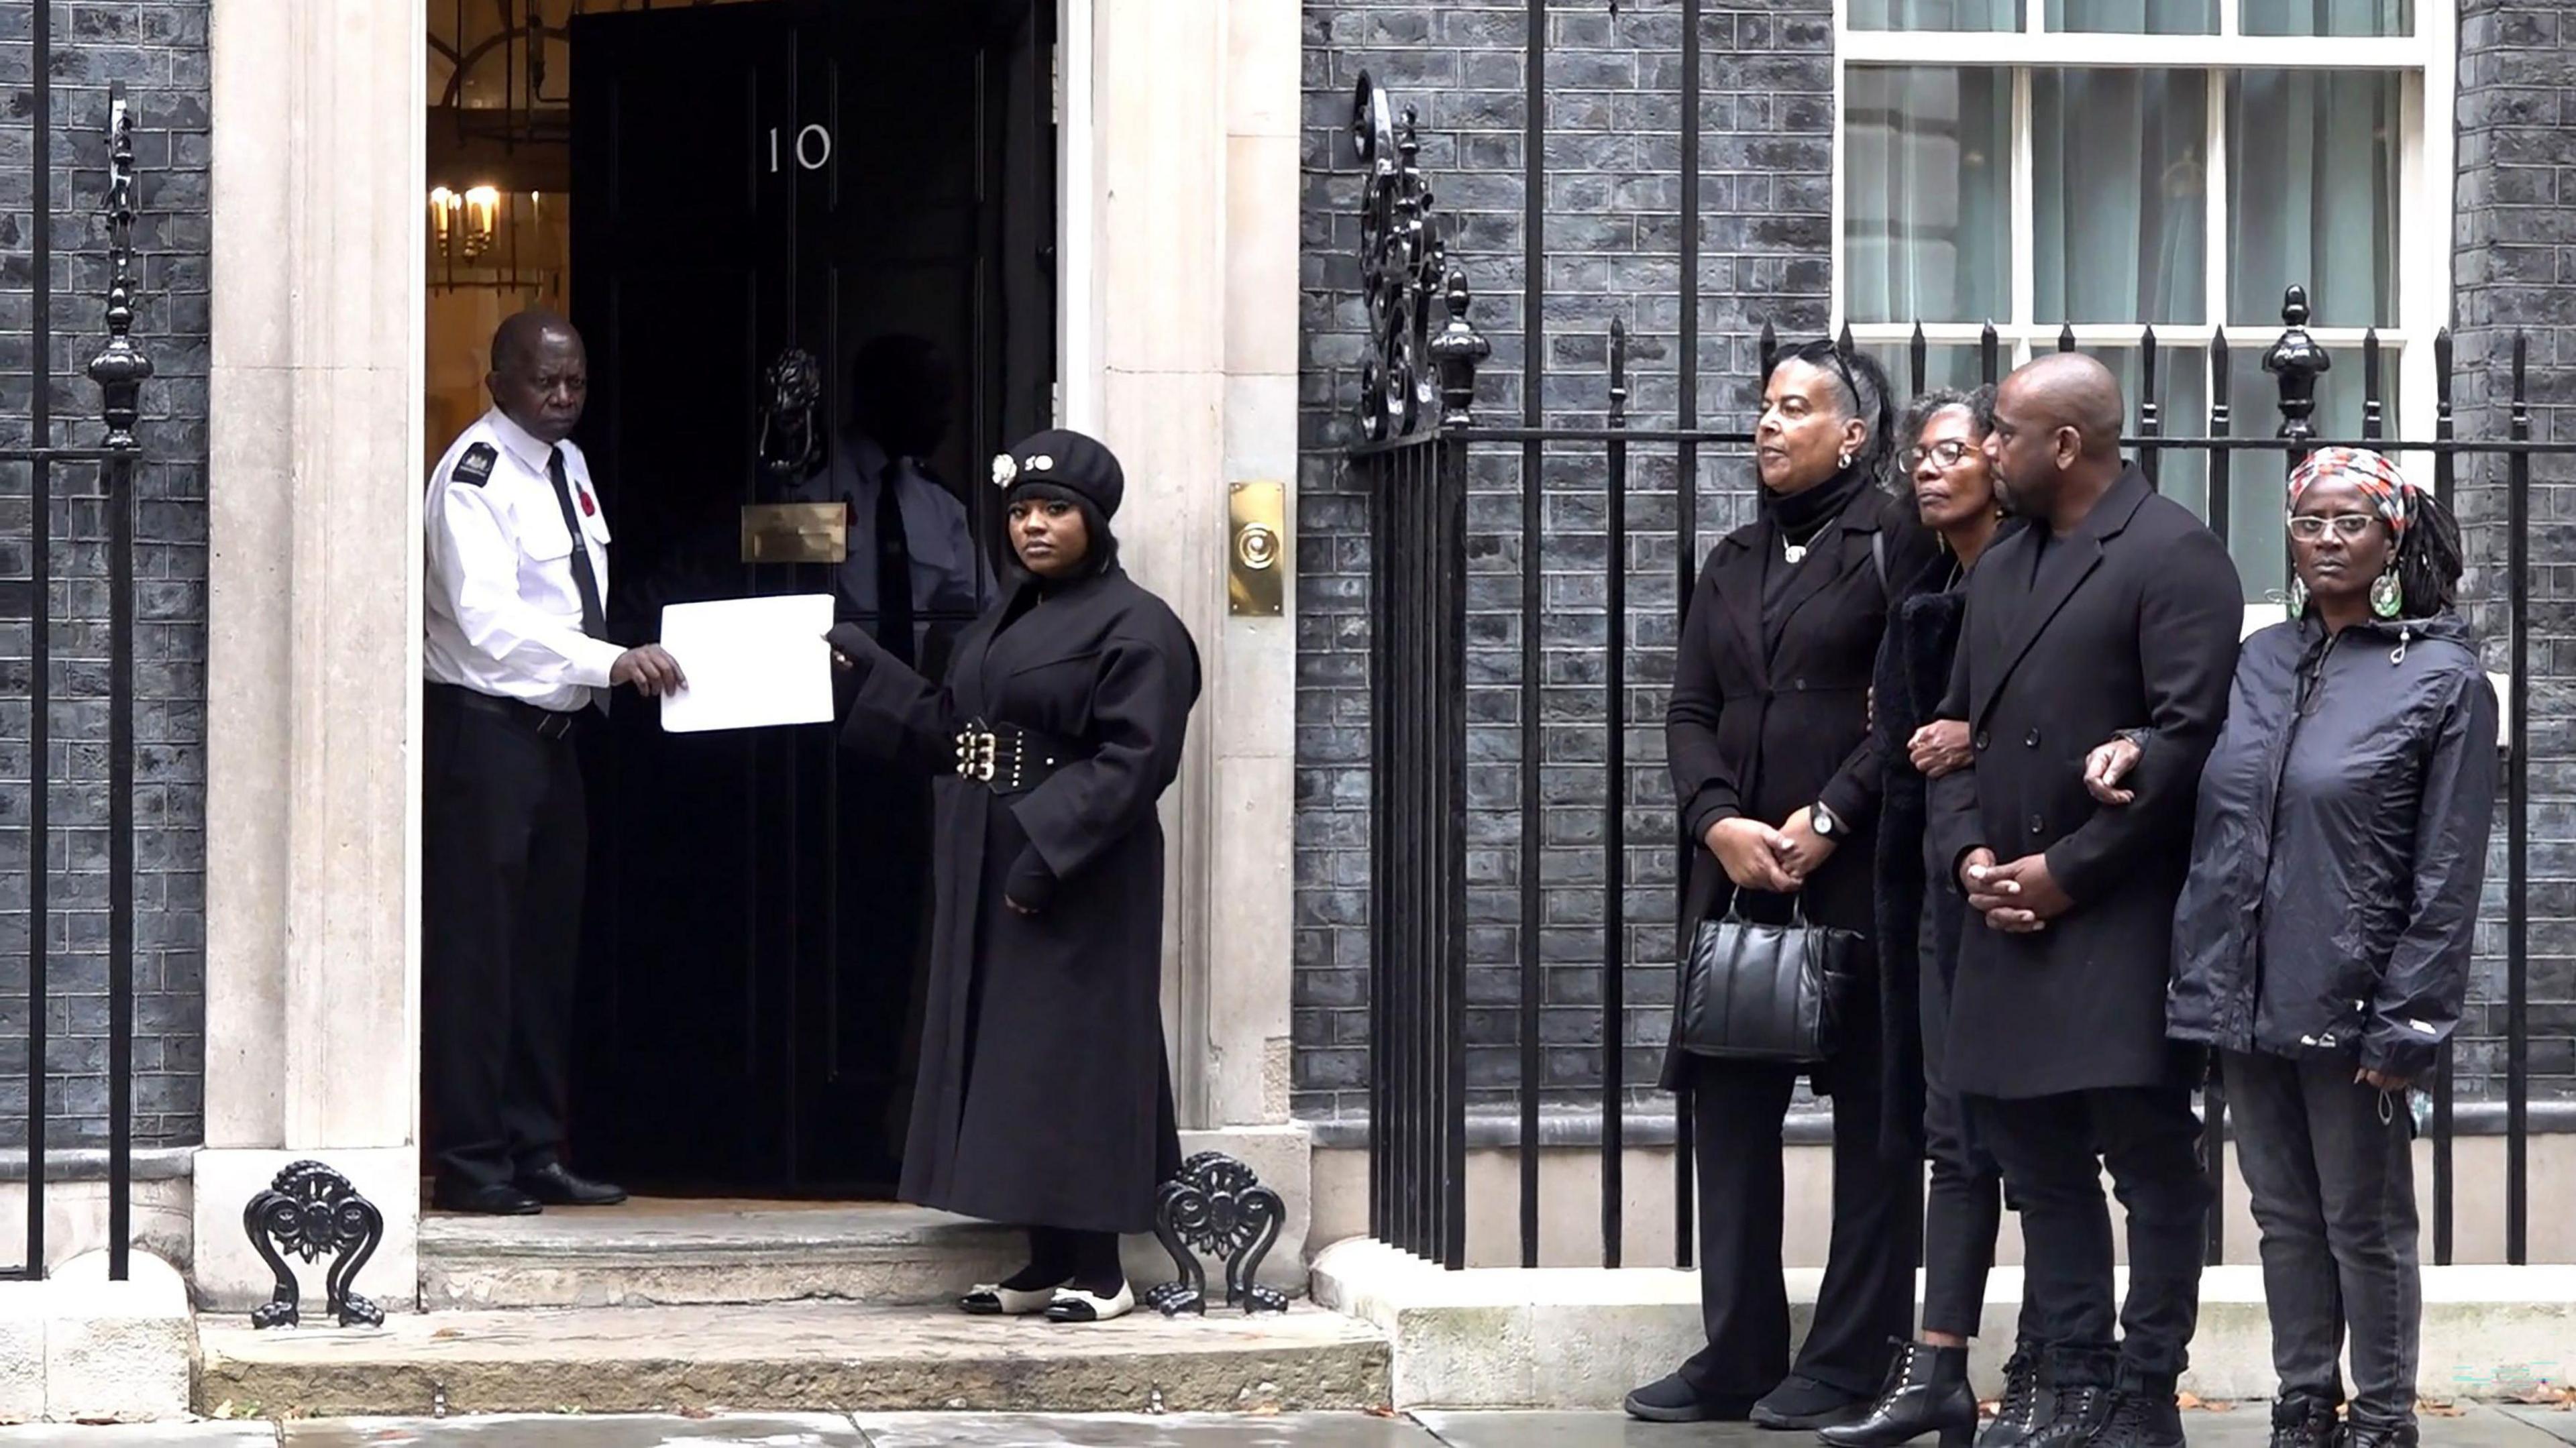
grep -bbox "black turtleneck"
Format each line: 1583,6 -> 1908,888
1758,462 -> 1875,636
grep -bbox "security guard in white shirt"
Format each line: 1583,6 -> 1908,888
423,310 -> 682,1215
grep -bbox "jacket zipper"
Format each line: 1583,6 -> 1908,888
2243,630 -> 2337,1050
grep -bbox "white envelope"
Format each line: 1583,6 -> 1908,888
657,594 -> 837,734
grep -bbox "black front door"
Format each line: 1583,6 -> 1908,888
566,0 -> 1056,1194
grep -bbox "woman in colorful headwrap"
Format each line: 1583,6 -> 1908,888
2087,446 -> 2497,1448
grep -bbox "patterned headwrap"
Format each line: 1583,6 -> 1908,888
2286,445 -> 2415,539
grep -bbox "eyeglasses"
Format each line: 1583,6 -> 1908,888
1904,439 -> 1977,471
2286,512 -> 2381,542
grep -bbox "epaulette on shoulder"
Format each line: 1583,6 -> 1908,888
451,441 -> 498,488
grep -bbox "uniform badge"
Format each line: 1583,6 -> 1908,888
991,453 -> 1018,488
451,441 -> 498,488
1030,454 -> 1055,472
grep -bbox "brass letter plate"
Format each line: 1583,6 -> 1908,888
1228,481 -> 1286,617
740,501 -> 849,564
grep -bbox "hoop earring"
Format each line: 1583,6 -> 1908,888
1837,450 -> 1855,471
2285,575 -> 2309,621
2369,567 -> 2404,620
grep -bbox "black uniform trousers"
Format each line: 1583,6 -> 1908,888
1678,1040 -> 1923,1401
423,685 -> 589,1190
1967,1086 -> 2209,1392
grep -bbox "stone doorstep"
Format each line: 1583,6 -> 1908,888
417,1202 -> 1299,1312
1311,1239 -> 2576,1412
0,1251 -> 195,1424
195,1300 -> 1392,1418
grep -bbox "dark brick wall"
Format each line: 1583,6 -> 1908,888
1296,0 -> 1835,1118
0,1 -> 210,1148
2454,0 -> 2576,1101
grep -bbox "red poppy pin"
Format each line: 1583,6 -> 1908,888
579,487 -> 596,518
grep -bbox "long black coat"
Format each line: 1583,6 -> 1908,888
1927,467 -> 2242,1099
1661,483 -> 1938,1093
1868,545 -> 1974,1158
836,564 -> 1199,1233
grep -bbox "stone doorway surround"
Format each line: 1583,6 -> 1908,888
194,0 -> 1303,1308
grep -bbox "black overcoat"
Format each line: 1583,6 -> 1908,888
835,563 -> 1199,1233
1927,467 -> 2242,1099
1660,482 -> 1937,1094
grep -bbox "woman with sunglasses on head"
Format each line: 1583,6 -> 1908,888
2088,447 -> 2496,1448
1823,386 -> 2050,1448
1629,342 -> 1939,1427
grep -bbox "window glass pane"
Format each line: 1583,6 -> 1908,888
1850,0 -> 2021,29
2227,71 -> 2401,328
2046,0 -> 2216,33
2240,0 -> 2411,36
2222,351 -> 2399,602
2079,345 -> 2210,516
2033,70 -> 2208,326
1845,68 -> 2012,325
1860,343 -> 2003,399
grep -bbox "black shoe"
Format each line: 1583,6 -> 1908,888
2341,1421 -> 2418,1448
2269,1395 -> 2340,1448
1754,1374 -> 1872,1430
2025,1384 -> 2114,1448
431,1180 -> 541,1215
1979,1346 -> 2053,1448
1623,1372 -> 1760,1424
2091,1390 -> 2185,1448
515,1162 -> 628,1207
1821,1339 -> 1980,1448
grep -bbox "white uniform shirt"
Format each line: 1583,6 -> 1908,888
786,429 -> 981,628
424,407 -> 627,712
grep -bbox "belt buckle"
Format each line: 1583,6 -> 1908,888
955,727 -> 998,782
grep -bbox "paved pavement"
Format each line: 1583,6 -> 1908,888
0,1408 -> 2564,1447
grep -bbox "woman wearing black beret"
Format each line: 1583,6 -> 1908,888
828,428 -> 1201,1324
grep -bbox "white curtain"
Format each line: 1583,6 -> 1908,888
2241,0 -> 2411,36
2047,0 -> 2215,32
1849,0 -> 2019,27
2229,71 -> 2400,327
2033,69 -> 2208,325
1844,68 -> 2012,324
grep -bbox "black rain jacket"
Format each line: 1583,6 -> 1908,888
2167,611 -> 2499,1081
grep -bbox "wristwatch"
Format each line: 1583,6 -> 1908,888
1810,801 -> 1845,839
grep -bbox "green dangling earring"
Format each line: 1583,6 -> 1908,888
2370,567 -> 2404,619
2286,575 -> 2309,621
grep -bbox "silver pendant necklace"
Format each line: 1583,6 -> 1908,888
1782,539 -> 1808,565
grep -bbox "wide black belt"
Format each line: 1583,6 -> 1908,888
953,720 -> 1084,795
429,681 -> 582,742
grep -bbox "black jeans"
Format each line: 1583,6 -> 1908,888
1679,1051 -> 1923,1401
1919,908 -> 2035,1342
422,689 -> 589,1190
2222,1050 -> 2421,1429
1969,1087 -> 2209,1392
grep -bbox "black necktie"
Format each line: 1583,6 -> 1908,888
546,447 -> 607,641
874,459 -> 916,669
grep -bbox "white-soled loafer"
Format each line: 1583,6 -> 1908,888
958,1280 -> 1064,1316
1043,1280 -> 1136,1323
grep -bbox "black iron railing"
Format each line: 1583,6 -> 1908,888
0,44 -> 155,1281
1344,69 -> 2566,1273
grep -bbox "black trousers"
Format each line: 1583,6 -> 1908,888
1918,910 -> 2035,1341
423,688 -> 589,1190
1968,1087 -> 2209,1392
1679,1050 -> 1923,1400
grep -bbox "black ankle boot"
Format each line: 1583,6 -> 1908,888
2341,1420 -> 2418,1448
2269,1396 -> 2339,1448
1977,1345 -> 2051,1448
2023,1383 -> 2114,1448
1820,1340 -> 1979,1448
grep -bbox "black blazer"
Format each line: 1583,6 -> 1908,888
1927,467 -> 2243,1098
1661,482 -> 1937,1092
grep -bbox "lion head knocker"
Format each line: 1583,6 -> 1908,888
757,346 -> 825,482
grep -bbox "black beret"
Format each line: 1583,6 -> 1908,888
990,428 -> 1124,519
